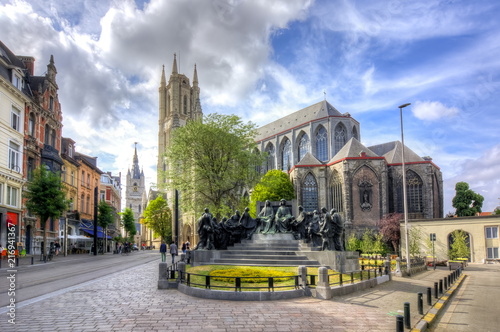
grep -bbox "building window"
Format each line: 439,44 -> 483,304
100,191 -> 105,201
183,95 -> 188,114
45,124 -> 51,145
87,174 -> 90,187
334,123 -> 346,155
49,96 -> 54,111
6,186 -> 18,207
330,175 -> 344,213
352,126 -> 359,140
407,170 -> 423,214
298,133 -> 310,162
50,217 -> 55,231
0,183 -> 3,204
28,157 -> 35,180
71,171 -> 75,186
51,129 -> 56,147
265,143 -> 275,172
13,73 -> 22,89
29,113 -> 36,136
281,138 -> 291,172
68,144 -> 73,157
316,126 -> 328,162
81,171 -> 85,186
9,141 -> 20,172
11,107 -> 21,131
81,194 -> 85,212
138,204 -> 141,213
486,227 -> 498,239
487,247 -> 499,259
86,195 -> 90,213
302,173 -> 318,212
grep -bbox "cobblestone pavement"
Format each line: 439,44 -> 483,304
0,258 -> 459,332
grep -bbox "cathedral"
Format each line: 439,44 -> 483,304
156,56 -> 443,243
125,143 -> 146,243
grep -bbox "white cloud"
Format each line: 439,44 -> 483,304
412,101 -> 459,121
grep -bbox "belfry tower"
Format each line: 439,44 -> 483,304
157,54 -> 202,244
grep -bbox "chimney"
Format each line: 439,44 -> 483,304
17,56 -> 35,76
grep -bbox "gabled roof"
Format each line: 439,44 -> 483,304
368,141 -> 424,164
296,151 -> 323,166
256,100 -> 347,141
330,137 -> 379,162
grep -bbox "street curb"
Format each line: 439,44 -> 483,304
410,274 -> 466,332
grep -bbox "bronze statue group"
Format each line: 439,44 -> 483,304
195,199 -> 344,251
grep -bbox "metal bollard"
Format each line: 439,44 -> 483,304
427,287 -> 432,306
16,257 -> 19,266
444,276 -> 448,290
439,279 -> 443,294
31,256 -> 34,265
396,315 -> 404,332
418,292 -> 423,315
404,302 -> 411,329
434,282 -> 439,299
448,274 -> 451,287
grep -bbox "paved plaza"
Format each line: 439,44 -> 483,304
1,255 -> 498,331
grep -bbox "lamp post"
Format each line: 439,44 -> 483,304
399,103 -> 411,275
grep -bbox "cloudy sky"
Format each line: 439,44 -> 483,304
1,0 -> 499,214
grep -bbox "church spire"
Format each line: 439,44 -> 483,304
160,64 -> 166,87
171,53 -> 178,74
193,63 -> 198,85
132,142 -> 141,179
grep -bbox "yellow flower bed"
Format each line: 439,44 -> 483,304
209,267 -> 294,283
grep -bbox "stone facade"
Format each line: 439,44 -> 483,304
125,145 -> 145,245
256,100 -> 443,232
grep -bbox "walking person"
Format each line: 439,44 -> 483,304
170,241 -> 178,264
159,241 -> 167,262
182,242 -> 187,254
54,241 -> 61,256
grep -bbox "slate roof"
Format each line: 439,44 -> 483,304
255,100 -> 346,141
330,138 -> 379,162
367,141 -> 424,164
296,152 -> 323,166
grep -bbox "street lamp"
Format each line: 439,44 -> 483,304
399,103 -> 411,275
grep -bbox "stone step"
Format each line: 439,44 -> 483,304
222,250 -> 300,256
229,245 -> 301,251
220,254 -> 311,260
210,258 -> 322,266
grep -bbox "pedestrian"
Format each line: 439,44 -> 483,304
185,240 -> 190,250
182,242 -> 187,254
159,241 -> 167,262
170,242 -> 178,264
54,241 -> 61,256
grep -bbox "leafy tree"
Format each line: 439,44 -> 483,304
359,229 -> 375,254
345,233 -> 360,252
249,169 -> 295,217
449,230 -> 470,260
408,226 -> 423,257
452,182 -> 484,217
142,196 -> 172,242
120,208 -> 136,242
97,201 -> 114,253
494,207 -> 500,215
372,233 -> 388,256
379,213 -> 402,254
163,113 -> 265,219
24,166 -> 67,259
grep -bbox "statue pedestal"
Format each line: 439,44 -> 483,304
300,250 -> 359,273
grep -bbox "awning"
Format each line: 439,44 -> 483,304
59,235 -> 92,240
80,228 -> 111,239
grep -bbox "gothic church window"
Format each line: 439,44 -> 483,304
183,95 -> 188,114
334,123 -> 346,155
265,144 -> 275,171
281,138 -> 292,172
352,126 -> 359,140
298,133 -> 310,162
330,173 -> 344,213
316,126 -> 328,162
302,173 -> 318,212
407,170 -> 423,214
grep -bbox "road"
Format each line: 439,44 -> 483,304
0,250 -> 159,308
430,263 -> 500,331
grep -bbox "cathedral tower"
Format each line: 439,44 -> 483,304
157,54 -> 202,186
125,143 -> 145,243
157,54 -> 202,244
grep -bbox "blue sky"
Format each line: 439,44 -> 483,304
1,0 -> 499,214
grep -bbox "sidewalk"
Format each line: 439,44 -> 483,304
0,259 -> 463,331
